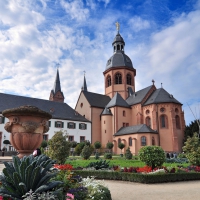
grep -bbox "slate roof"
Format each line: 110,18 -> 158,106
81,75 -> 87,91
106,92 -> 130,108
83,91 -> 111,108
101,107 -> 112,115
0,93 -> 90,122
114,124 -> 158,136
53,69 -> 62,94
143,88 -> 182,106
126,86 -> 152,106
112,33 -> 125,45
106,52 -> 133,70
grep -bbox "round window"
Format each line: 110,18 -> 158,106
146,110 -> 150,115
160,107 -> 165,112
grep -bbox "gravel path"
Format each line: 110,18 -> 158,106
105,180 -> 200,200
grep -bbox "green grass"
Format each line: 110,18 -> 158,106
65,156 -> 190,168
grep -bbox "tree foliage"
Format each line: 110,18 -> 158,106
182,132 -> 200,165
184,120 -> 199,141
81,145 -> 92,159
106,142 -> 114,150
40,140 -> 48,148
125,147 -> 132,160
48,130 -> 71,164
138,146 -> 165,169
118,143 -> 125,154
94,141 -> 101,150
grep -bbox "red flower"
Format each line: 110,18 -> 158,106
54,164 -> 73,170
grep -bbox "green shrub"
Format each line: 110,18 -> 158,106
0,155 -> 63,199
48,130 -> 71,164
91,185 -> 112,200
106,142 -> 114,153
104,153 -> 112,159
95,152 -> 100,160
138,146 -> 165,169
118,143 -> 125,154
182,132 -> 200,165
177,153 -> 187,158
81,145 -> 92,159
40,140 -> 48,148
70,141 -> 78,148
87,159 -> 110,170
165,158 -> 188,163
125,147 -> 132,160
94,141 -> 101,150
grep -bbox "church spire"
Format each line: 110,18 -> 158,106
81,72 -> 87,91
53,68 -> 61,94
49,65 -> 64,103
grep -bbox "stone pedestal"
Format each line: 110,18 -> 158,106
3,105 -> 52,158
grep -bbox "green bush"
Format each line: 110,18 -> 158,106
165,158 -> 188,164
94,141 -> 101,150
125,147 -> 132,160
91,185 -> 112,200
106,142 -> 114,153
48,130 -> 71,164
0,155 -> 63,199
70,141 -> 78,148
138,146 -> 165,169
40,140 -> 48,148
104,153 -> 112,159
182,132 -> 200,165
118,143 -> 125,154
81,145 -> 92,159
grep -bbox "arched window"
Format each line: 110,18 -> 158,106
118,138 -> 121,145
152,137 -> 155,145
160,115 -> 168,128
117,44 -> 120,50
129,137 -> 132,146
126,74 -> 132,85
146,117 -> 151,128
175,115 -> 180,129
115,73 -> 122,84
123,110 -> 126,117
141,136 -> 146,146
107,75 -> 111,87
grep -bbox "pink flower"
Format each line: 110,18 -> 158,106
0,196 -> 3,200
66,193 -> 74,200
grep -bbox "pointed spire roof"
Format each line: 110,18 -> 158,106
81,75 -> 87,91
101,107 -> 112,115
106,92 -> 130,108
53,69 -> 61,94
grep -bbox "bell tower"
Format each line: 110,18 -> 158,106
103,22 -> 136,100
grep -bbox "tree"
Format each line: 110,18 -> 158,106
81,145 -> 92,159
118,143 -> 125,154
125,147 -> 132,160
75,142 -> 85,155
138,146 -> 165,169
70,141 -> 77,148
106,142 -> 114,153
184,120 -> 199,141
94,141 -> 101,151
48,130 -> 71,164
182,132 -> 200,165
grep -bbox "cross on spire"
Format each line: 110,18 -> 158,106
152,79 -> 155,85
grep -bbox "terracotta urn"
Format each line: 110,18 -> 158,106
2,105 -> 52,158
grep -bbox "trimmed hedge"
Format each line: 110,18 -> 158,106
74,170 -> 200,183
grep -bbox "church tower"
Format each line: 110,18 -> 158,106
103,22 -> 136,100
49,68 -> 65,103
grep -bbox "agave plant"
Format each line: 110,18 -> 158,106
0,154 -> 63,200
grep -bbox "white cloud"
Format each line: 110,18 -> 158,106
128,16 -> 151,32
98,0 -> 110,7
60,0 -> 89,21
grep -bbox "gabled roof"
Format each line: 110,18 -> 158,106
0,93 -> 90,122
83,91 -> 111,108
126,86 -> 152,106
114,124 -> 158,136
107,92 -> 130,108
143,88 -> 182,106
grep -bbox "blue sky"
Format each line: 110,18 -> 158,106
0,0 -> 200,125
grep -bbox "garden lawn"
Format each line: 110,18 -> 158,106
66,156 -> 189,168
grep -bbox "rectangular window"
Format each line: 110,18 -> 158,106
0,117 -> 5,124
55,121 -> 64,128
67,122 -> 76,129
123,123 -> 126,127
80,136 -> 85,142
43,134 -> 49,141
126,123 -> 129,127
48,121 -> 51,127
68,136 -> 74,142
79,123 -> 87,130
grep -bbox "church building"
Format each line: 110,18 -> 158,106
75,24 -> 185,155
